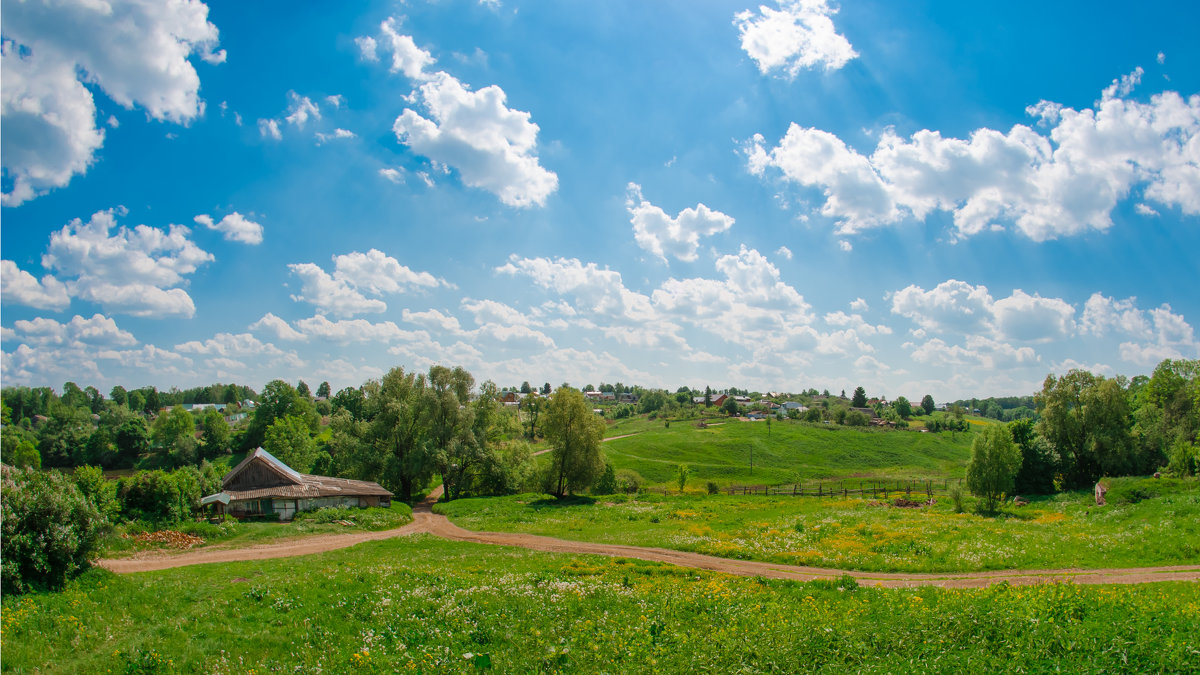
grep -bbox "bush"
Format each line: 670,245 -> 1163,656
1167,440 -> 1199,477
615,469 -> 644,494
966,425 -> 1021,513
2,467 -> 109,594
117,470 -> 189,524
593,463 -> 617,495
706,481 -> 720,495
948,482 -> 965,513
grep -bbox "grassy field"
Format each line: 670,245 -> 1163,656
3,536 -> 1198,673
599,418 -> 975,485
436,477 -> 1200,573
100,502 -> 413,557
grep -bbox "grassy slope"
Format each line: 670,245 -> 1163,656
602,418 -> 974,485
436,477 -> 1200,573
4,537 -> 1197,673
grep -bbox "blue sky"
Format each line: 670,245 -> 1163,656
3,0 -> 1198,401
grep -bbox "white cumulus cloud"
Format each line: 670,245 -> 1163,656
1,0 -> 223,205
734,0 -> 857,76
393,71 -> 558,207
626,183 -> 735,262
1,260 -> 70,310
194,212 -> 264,245
748,72 -> 1200,240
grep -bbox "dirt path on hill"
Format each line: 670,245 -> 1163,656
98,487 -> 1200,588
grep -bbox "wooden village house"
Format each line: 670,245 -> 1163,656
201,447 -> 392,521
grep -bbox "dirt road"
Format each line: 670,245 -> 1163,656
98,488 -> 1200,588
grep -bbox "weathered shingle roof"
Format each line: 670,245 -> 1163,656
208,447 -> 392,503
222,474 -> 393,500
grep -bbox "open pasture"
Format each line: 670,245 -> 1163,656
436,477 -> 1200,573
601,419 -> 974,486
3,536 -> 1198,673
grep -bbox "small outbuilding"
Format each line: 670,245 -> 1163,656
201,447 -> 392,521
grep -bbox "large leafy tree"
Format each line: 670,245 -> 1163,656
921,395 -> 936,415
1037,370 -> 1135,487
966,424 -> 1022,513
893,396 -> 912,419
200,408 -> 231,459
543,387 -> 605,498
152,405 -> 197,466
115,417 -> 150,467
263,415 -> 318,473
245,380 -> 318,449
362,367 -> 434,502
424,365 -> 477,501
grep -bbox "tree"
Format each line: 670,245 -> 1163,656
639,390 -> 668,414
1009,419 -> 1056,494
110,385 -> 128,408
676,464 -> 690,494
965,424 -> 1021,513
704,385 -> 712,407
424,365 -> 477,501
2,467 -> 107,594
543,388 -> 605,498
316,381 -> 332,399
245,380 -> 318,449
297,380 -> 312,399
264,415 -> 319,473
114,417 -> 150,467
521,395 -> 544,440
851,387 -> 867,408
542,382 -> 552,395
200,408 -> 231,459
127,390 -> 146,416
921,395 -> 935,416
594,463 -> 617,494
893,396 -> 912,419
331,386 -> 366,420
37,403 -> 94,467
520,381 -> 533,394
361,367 -> 434,502
721,396 -> 739,416
1037,370 -> 1135,487
152,405 -> 197,466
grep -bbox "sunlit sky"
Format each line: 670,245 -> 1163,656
3,0 -> 1198,401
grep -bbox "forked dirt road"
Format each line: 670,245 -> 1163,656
99,486 -> 1200,589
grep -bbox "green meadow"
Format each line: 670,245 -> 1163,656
4,537 -> 1198,674
599,418 -> 975,486
436,477 -> 1200,573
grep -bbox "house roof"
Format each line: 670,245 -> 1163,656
211,447 -> 392,502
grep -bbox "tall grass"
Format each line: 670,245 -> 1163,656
3,537 -> 1196,673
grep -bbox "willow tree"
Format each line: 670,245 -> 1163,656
543,387 -> 605,498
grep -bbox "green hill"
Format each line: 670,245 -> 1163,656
601,418 -> 974,485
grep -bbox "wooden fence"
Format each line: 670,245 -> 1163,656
726,478 -> 964,499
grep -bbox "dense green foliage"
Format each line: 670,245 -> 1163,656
4,538 -> 1198,673
543,387 -> 606,497
966,425 -> 1021,512
439,477 -> 1200,572
2,467 -> 108,594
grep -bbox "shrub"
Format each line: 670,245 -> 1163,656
593,463 -> 617,495
707,481 -> 720,495
675,464 -> 690,493
118,470 -> 188,524
1167,440 -> 1199,477
615,469 -> 644,494
73,464 -> 120,520
2,467 -> 108,594
948,482 -> 965,513
966,425 -> 1021,513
